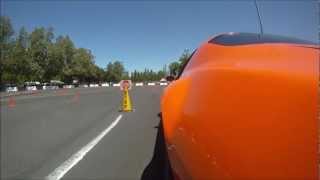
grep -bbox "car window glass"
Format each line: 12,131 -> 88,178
209,33 -> 317,46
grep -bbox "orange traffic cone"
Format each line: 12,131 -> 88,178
72,91 -> 80,103
8,96 -> 16,108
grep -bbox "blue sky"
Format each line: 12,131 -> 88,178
2,0 -> 318,72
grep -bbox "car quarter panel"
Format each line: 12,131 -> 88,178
162,43 -> 319,179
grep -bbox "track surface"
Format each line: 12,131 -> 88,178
1,86 -> 164,180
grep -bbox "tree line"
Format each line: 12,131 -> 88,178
1,16 -> 191,85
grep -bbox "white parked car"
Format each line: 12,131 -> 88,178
6,86 -> 18,93
113,83 -> 120,87
89,84 -> 99,87
160,82 -> 168,86
80,84 -> 88,88
135,82 -> 144,86
147,82 -> 156,86
101,83 -> 109,87
26,86 -> 37,91
42,85 -> 59,90
63,85 -> 74,89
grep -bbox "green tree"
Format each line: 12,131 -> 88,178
10,27 -> 31,83
29,27 -> 54,81
169,62 -> 180,76
105,61 -> 126,82
162,64 -> 168,76
122,71 -> 129,80
0,16 -> 14,45
178,49 -> 191,69
1,16 -> 15,84
130,68 -> 166,82
113,61 -> 125,81
70,48 -> 95,83
0,16 -> 144,85
94,66 -> 105,82
54,35 -> 76,82
46,42 -> 65,81
167,49 -> 192,77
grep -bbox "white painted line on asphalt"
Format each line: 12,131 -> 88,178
46,114 -> 123,180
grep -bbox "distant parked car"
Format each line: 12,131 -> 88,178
113,83 -> 120,87
63,85 -> 74,89
135,82 -> 144,86
159,78 -> 168,86
147,82 -> 156,86
26,86 -> 37,91
43,85 -> 59,90
89,84 -> 99,87
159,82 -> 168,86
79,84 -> 88,88
6,86 -> 18,93
101,83 -> 109,87
50,80 -> 64,88
42,83 -> 59,90
25,81 -> 40,91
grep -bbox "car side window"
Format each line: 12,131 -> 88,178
176,50 -> 196,79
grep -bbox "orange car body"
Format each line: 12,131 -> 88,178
161,33 -> 319,179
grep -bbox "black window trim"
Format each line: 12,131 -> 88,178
176,49 -> 196,79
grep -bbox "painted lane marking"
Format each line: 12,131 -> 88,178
46,114 -> 123,180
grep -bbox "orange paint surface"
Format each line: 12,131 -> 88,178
161,41 -> 319,179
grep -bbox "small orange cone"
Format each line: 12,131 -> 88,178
8,96 -> 16,108
72,91 -> 80,103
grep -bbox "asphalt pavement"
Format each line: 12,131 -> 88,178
1,86 -> 164,180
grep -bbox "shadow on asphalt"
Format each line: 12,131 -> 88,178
140,113 -> 173,180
